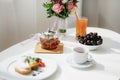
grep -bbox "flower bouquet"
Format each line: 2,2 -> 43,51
43,0 -> 78,37
43,0 -> 78,19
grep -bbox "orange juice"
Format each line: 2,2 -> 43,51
76,18 -> 88,37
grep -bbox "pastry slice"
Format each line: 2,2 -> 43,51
15,56 -> 31,75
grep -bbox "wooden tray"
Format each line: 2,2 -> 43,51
35,42 -> 63,54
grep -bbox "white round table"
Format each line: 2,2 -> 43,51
0,27 -> 120,80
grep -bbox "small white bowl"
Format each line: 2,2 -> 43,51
80,43 -> 102,51
86,45 -> 101,51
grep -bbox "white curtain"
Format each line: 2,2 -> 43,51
0,0 -> 37,51
82,0 -> 120,33
0,0 -> 19,51
0,0 -> 82,52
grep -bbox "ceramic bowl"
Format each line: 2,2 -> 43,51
85,45 -> 101,51
80,43 -> 102,51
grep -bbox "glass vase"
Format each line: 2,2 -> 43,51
57,17 -> 68,39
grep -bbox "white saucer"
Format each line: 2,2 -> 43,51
66,55 -> 95,68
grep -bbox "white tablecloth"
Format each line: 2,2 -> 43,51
0,27 -> 120,80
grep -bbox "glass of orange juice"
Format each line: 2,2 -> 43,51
76,17 -> 88,37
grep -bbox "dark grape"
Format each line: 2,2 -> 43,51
79,40 -> 84,44
83,37 -> 87,42
90,35 -> 93,39
89,32 -> 93,36
97,36 -> 101,39
87,40 -> 91,45
90,40 -> 94,45
86,35 -> 90,39
77,32 -> 103,46
93,33 -> 97,36
97,40 -> 102,45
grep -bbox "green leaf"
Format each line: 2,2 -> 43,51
47,10 -> 53,14
43,3 -> 49,8
59,29 -> 66,33
49,2 -> 54,8
73,0 -> 78,2
28,56 -> 35,62
43,2 -> 54,9
34,57 -> 41,61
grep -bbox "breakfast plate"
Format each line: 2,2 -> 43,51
66,54 -> 95,69
1,55 -> 58,80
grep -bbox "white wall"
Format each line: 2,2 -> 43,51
82,0 -> 98,27
83,0 -> 120,33
0,0 -> 37,51
36,0 -> 54,33
98,0 -> 120,33
14,0 -> 37,39
0,0 -> 18,51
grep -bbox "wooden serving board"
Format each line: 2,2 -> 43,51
34,42 -> 63,54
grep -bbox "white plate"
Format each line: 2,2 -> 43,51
4,56 -> 58,80
66,54 -> 95,68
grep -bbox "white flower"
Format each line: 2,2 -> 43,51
62,0 -> 68,3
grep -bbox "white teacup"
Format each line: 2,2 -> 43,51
73,46 -> 89,64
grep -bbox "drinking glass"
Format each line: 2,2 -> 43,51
76,17 -> 88,37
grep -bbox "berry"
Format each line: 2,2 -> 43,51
86,35 -> 90,39
78,32 -> 103,46
90,32 -> 93,36
90,40 -> 94,45
93,33 -> 97,36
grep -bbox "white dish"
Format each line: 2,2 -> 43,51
66,54 -> 95,68
79,43 -> 102,51
3,56 -> 58,80
85,45 -> 101,51
79,43 -> 101,51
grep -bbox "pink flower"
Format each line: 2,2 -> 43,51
52,3 -> 64,14
67,1 -> 74,11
